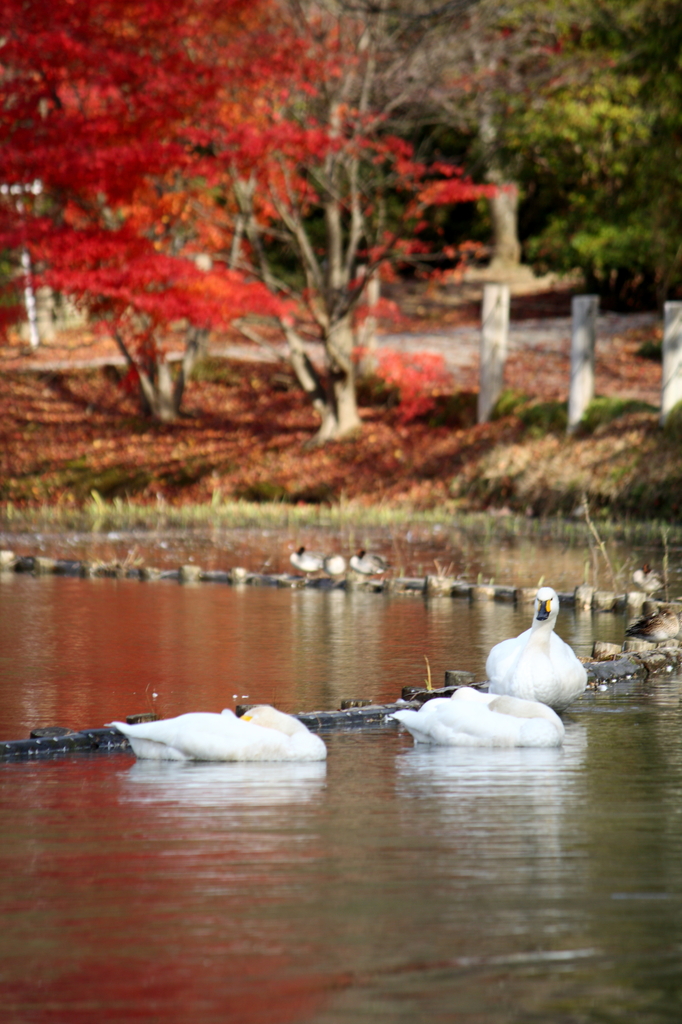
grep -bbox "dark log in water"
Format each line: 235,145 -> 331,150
1,645 -> 681,761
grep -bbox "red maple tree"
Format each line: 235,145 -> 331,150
0,0 -> 493,436
0,0 -> 283,419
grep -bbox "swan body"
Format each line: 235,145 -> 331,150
625,606 -> 681,642
486,586 -> 587,712
349,549 -> 388,575
633,564 -> 663,595
323,554 -> 346,577
108,705 -> 327,762
392,687 -> 564,748
290,546 -> 323,574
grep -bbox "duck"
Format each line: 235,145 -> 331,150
289,546 -> 324,574
625,605 -> 681,643
107,704 -> 327,762
632,564 -> 664,595
486,586 -> 587,712
323,553 -> 346,577
392,686 -> 564,748
349,549 -> 388,575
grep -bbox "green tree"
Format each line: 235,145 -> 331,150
512,0 -> 682,307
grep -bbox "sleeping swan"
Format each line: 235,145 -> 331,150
486,586 -> 586,712
392,687 -> 564,748
107,705 -> 327,762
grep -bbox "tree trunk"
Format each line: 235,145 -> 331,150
488,180 -> 521,268
312,315 -> 361,444
114,326 -> 206,422
477,85 -> 522,270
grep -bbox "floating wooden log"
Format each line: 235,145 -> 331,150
0,727 -> 129,760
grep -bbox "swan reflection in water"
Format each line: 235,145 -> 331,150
120,758 -> 327,812
395,720 -> 588,880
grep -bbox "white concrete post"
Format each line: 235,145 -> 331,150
567,294 -> 599,431
21,247 -> 40,350
478,282 -> 509,423
660,302 -> 682,425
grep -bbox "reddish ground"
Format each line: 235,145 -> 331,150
0,282 -> 664,511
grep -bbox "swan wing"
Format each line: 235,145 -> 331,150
486,628 -> 531,686
394,697 -> 562,747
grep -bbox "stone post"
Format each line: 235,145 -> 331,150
478,283 -> 510,423
660,302 -> 682,425
21,248 -> 40,349
35,286 -> 56,342
567,295 -> 599,431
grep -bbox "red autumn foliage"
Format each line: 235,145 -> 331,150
365,349 -> 454,423
0,0 -> 493,434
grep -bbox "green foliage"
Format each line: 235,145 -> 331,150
518,400 -> 568,436
663,400 -> 682,442
578,396 -> 657,434
496,1 -> 682,307
491,388 -> 529,419
637,337 -> 662,362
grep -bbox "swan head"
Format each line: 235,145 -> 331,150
534,586 -> 560,625
239,704 -> 307,737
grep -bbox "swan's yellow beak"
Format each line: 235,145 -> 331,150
536,597 -> 552,620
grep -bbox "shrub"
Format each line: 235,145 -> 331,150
371,349 -> 453,423
579,396 -> 657,434
637,338 -> 662,362
518,401 -> 568,436
491,388 -> 530,419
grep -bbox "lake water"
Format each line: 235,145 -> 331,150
2,550 -> 682,1022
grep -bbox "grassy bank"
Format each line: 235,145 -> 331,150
1,494 -> 680,551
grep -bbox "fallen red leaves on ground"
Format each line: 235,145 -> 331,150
0,284 -> 665,513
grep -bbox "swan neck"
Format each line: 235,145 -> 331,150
529,614 -> 555,647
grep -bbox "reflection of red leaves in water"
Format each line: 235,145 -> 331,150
3,956 -> 346,1023
0,759 -> 349,1023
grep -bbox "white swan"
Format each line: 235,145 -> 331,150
486,586 -> 587,712
392,687 -> 564,748
349,549 -> 388,575
107,705 -> 327,762
289,546 -> 323,574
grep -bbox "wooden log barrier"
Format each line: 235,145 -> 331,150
0,550 -> 677,622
